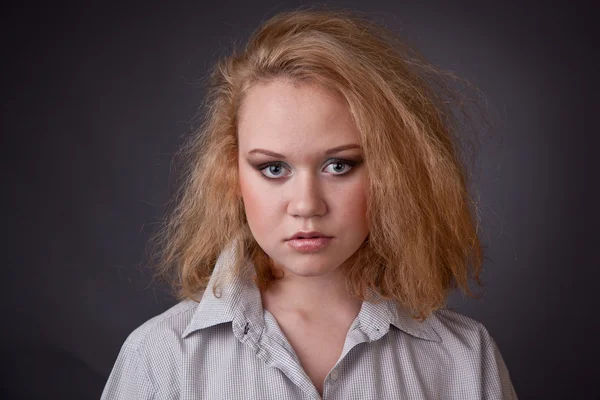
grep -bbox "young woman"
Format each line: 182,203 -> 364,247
102,8 -> 517,400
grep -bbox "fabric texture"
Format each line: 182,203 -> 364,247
102,245 -> 517,399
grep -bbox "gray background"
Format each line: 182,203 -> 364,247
2,0 -> 597,398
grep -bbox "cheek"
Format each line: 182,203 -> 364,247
238,168 -> 277,231
338,177 -> 368,225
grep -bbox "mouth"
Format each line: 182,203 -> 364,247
285,233 -> 333,252
286,231 -> 332,241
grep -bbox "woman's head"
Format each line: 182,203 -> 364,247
152,8 -> 483,319
237,78 -> 369,283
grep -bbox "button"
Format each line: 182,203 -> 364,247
330,369 -> 339,381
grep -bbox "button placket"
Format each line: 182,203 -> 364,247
329,368 -> 339,381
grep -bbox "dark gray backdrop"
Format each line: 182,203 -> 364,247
2,1 -> 597,399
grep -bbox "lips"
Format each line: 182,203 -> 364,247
287,231 -> 331,240
285,235 -> 333,252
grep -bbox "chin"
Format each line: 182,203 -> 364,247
274,255 -> 343,278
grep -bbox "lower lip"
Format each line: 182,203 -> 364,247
286,237 -> 332,252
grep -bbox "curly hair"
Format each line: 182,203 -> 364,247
149,7 -> 486,320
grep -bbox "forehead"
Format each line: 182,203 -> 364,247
237,79 -> 360,153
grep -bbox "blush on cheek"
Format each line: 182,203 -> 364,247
340,180 -> 367,211
238,172 -> 273,235
243,197 -> 266,228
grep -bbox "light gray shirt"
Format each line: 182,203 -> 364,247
102,246 -> 517,399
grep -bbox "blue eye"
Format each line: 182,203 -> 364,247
324,160 -> 354,175
257,159 -> 359,180
325,159 -> 357,175
260,162 -> 290,179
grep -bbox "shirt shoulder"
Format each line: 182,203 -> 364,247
425,308 -> 518,399
124,297 -> 199,352
427,307 -> 494,348
102,298 -> 202,399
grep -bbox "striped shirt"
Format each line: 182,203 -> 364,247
102,246 -> 517,399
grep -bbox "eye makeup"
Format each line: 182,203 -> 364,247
250,157 -> 363,180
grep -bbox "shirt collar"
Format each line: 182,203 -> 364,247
182,243 -> 264,339
182,245 -> 440,343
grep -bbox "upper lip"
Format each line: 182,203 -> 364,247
287,231 -> 332,240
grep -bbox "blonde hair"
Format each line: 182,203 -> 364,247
149,7 -> 486,320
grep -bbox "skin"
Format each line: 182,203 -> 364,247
237,78 -> 369,286
237,78 -> 370,395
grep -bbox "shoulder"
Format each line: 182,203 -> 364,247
124,297 -> 200,354
119,298 -> 201,380
426,308 -> 518,398
427,308 -> 496,350
102,298 -> 201,399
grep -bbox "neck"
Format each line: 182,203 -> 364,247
260,267 -> 362,321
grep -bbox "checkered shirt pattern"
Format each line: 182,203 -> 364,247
102,245 -> 517,399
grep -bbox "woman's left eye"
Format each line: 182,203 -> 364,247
323,160 -> 354,175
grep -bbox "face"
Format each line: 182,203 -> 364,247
237,78 -> 369,279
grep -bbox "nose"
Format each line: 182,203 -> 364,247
287,171 -> 327,218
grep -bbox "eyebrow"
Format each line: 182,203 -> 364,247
247,144 -> 361,158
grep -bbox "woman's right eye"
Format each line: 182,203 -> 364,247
259,163 -> 290,179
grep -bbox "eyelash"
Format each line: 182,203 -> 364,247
257,158 -> 359,180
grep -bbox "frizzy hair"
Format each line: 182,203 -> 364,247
149,7 -> 486,320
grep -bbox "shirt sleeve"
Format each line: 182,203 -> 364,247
101,334 -> 156,400
481,331 -> 518,400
